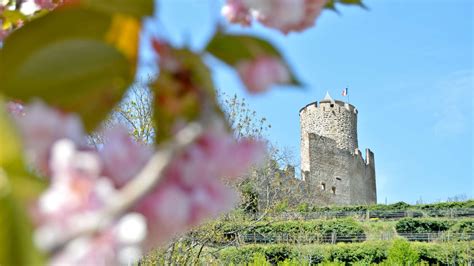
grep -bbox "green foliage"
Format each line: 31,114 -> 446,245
239,179 -> 259,215
0,7 -> 140,131
0,193 -> 44,266
327,241 -> 388,264
449,220 -> 474,234
219,218 -> 365,243
395,218 -> 455,234
297,202 -> 310,213
82,0 -> 154,18
249,253 -> 270,266
0,100 -> 22,168
324,0 -> 367,12
278,257 -> 309,266
274,199 -> 289,213
0,101 -> 45,266
215,241 -> 472,265
412,241 -> 472,265
206,32 -> 301,85
441,220 -> 474,241
386,238 -> 419,265
275,200 -> 474,219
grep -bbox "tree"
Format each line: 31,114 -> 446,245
88,79 -> 155,147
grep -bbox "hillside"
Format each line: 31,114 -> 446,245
142,200 -> 474,265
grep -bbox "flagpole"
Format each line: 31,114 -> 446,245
348,89 -> 350,105
344,86 -> 350,105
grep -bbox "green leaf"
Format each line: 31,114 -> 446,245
0,100 -> 46,203
0,100 -> 22,169
339,0 -> 366,6
205,32 -> 301,85
0,8 -> 139,131
0,102 -> 45,266
82,0 -> 154,18
325,0 -> 367,11
0,194 -> 44,266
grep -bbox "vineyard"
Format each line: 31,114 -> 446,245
143,200 -> 474,265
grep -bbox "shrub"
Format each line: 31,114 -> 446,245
327,241 -> 388,264
386,238 -> 419,265
412,241 -> 473,265
297,203 -> 310,213
249,253 -> 270,266
395,218 -> 455,233
440,220 -> 474,241
219,218 -> 365,243
214,241 -> 473,265
294,199 -> 474,217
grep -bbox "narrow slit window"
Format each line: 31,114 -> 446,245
320,182 -> 326,190
331,186 -> 336,195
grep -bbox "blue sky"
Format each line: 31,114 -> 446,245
140,0 -> 473,204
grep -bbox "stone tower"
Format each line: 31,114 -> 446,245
299,92 -> 376,205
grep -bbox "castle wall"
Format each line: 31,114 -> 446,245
300,101 -> 358,175
307,134 -> 376,205
299,97 -> 376,206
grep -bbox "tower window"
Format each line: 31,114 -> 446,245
320,182 -> 326,190
330,104 -> 334,108
331,186 -> 336,195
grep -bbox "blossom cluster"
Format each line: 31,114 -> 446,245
0,0 -> 70,40
222,0 -> 328,34
154,38 -> 291,94
8,101 -> 265,265
237,56 -> 291,93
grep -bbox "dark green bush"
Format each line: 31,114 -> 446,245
218,245 -> 292,265
294,200 -> 474,216
440,220 -> 474,241
412,241 -> 472,265
328,242 -> 388,264
395,218 -> 455,233
449,220 -> 474,234
215,241 -> 473,265
219,218 -> 365,243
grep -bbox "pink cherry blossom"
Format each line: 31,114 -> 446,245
13,101 -> 84,175
221,0 -> 253,26
48,213 -> 147,266
135,125 -> 265,247
38,140 -> 106,219
237,56 -> 290,93
36,140 -> 147,265
222,0 -> 327,34
6,101 -> 25,117
17,99 -> 265,261
34,0 -> 56,9
100,126 -> 153,188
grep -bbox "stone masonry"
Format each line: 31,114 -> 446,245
299,92 -> 376,205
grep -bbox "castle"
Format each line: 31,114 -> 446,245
299,92 -> 377,205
